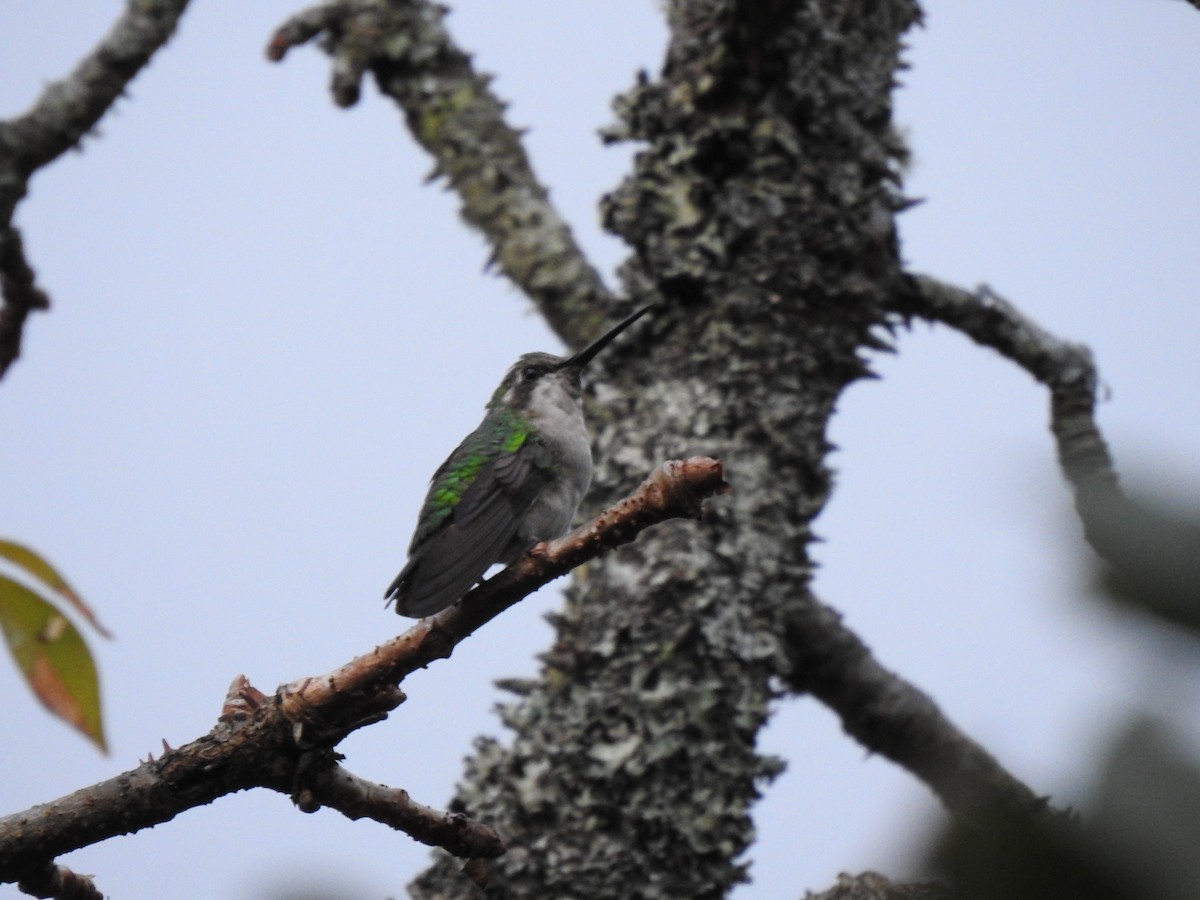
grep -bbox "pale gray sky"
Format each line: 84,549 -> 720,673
1,1 -> 1198,897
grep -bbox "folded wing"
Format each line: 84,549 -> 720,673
386,441 -> 549,617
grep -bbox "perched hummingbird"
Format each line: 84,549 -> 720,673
385,306 -> 652,617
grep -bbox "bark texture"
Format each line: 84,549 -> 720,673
412,2 -> 921,897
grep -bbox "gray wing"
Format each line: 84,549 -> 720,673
386,443 -> 550,617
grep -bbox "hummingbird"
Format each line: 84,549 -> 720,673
385,306 -> 653,617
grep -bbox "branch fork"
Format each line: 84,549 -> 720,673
0,458 -> 729,885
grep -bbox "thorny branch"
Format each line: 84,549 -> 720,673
0,0 -> 191,380
782,591 -> 1051,823
267,0 -> 616,348
899,276 -> 1126,561
773,274 -> 1136,829
0,458 -> 728,887
851,274 -> 1136,820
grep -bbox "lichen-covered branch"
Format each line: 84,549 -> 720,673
898,276 -> 1125,561
782,591 -> 1051,823
0,0 -> 191,379
804,871 -> 950,900
0,460 -> 724,886
267,0 -> 614,347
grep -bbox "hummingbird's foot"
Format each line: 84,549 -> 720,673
526,541 -> 552,561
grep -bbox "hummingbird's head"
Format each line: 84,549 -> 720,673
489,351 -> 577,413
487,307 -> 653,413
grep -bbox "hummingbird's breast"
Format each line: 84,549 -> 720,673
513,377 -> 592,551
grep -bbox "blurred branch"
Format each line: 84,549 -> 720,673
1093,494 -> 1200,635
783,591 -> 1054,823
900,277 -> 1125,560
902,278 -> 1200,637
0,459 -> 727,885
0,0 -> 191,380
803,871 -> 949,900
267,0 -> 616,348
0,228 -> 49,381
928,717 -> 1200,900
14,861 -> 101,900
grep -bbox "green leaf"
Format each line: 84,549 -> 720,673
0,574 -> 107,753
0,540 -> 112,638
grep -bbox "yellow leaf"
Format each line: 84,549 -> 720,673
0,574 -> 107,753
0,540 -> 112,639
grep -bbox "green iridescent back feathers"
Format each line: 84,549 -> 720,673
409,408 -> 531,551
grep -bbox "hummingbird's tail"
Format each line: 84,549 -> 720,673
386,516 -> 515,616
384,558 -> 452,618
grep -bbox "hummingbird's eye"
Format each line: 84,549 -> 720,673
521,365 -> 545,381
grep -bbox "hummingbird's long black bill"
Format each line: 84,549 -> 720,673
558,305 -> 654,371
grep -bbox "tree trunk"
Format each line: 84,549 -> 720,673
412,1 -> 920,896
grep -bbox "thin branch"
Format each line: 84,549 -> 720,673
279,457 -> 729,725
897,276 -> 1125,562
829,274 -> 1138,821
0,0 -> 191,380
0,0 -> 191,177
266,0 -> 616,348
303,763 -> 505,859
0,459 -> 728,883
783,591 -> 1052,823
